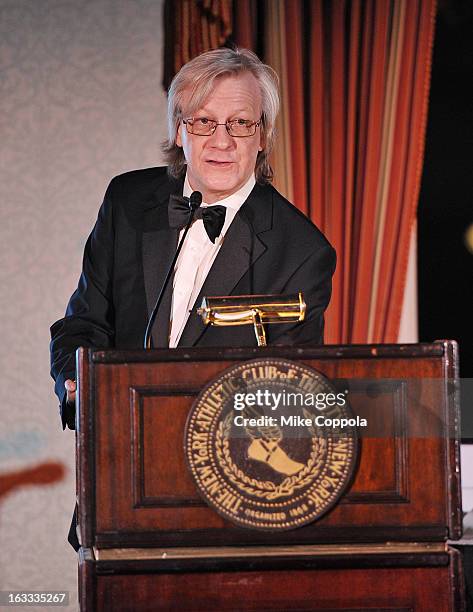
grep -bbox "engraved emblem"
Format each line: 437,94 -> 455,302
185,359 -> 358,530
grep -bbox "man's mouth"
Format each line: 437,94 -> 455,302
206,160 -> 234,166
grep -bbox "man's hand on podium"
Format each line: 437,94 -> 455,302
65,379 -> 76,405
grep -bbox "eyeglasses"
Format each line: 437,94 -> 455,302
183,117 -> 261,138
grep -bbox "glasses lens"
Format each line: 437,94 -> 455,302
227,120 -> 256,137
188,118 -> 215,135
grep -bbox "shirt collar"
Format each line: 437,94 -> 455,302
183,172 -> 256,213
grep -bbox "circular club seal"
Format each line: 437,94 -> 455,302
185,359 -> 358,531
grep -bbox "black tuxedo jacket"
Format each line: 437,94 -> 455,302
50,167 -> 336,430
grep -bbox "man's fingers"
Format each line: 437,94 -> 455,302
65,379 -> 76,403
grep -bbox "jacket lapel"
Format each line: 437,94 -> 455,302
142,176 -> 183,347
177,183 -> 272,347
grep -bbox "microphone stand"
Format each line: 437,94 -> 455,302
143,191 -> 202,349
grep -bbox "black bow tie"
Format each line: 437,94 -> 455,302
168,194 -> 226,243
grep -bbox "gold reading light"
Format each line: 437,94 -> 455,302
197,293 -> 306,347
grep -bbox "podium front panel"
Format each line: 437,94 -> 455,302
76,342 -> 461,549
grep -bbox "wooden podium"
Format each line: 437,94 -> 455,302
76,342 -> 465,611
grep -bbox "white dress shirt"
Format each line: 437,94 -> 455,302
168,173 -> 256,348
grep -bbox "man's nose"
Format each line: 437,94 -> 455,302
209,124 -> 235,147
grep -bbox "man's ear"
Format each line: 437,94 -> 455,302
258,129 -> 264,152
176,123 -> 183,147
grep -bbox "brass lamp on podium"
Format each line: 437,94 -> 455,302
197,292 -> 306,346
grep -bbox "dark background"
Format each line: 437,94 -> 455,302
418,0 -> 473,440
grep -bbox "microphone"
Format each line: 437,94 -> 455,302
143,191 -> 202,349
188,190 -> 203,212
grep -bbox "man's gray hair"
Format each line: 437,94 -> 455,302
162,47 -> 280,183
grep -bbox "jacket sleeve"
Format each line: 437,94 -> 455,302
268,243 -> 336,346
50,182 -> 116,430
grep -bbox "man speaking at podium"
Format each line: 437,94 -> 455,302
50,47 -> 336,433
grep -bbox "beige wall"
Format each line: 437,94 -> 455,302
0,1 -> 166,608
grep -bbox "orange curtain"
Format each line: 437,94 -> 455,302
264,0 -> 436,344
232,0 -> 257,51
163,0 -> 233,89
